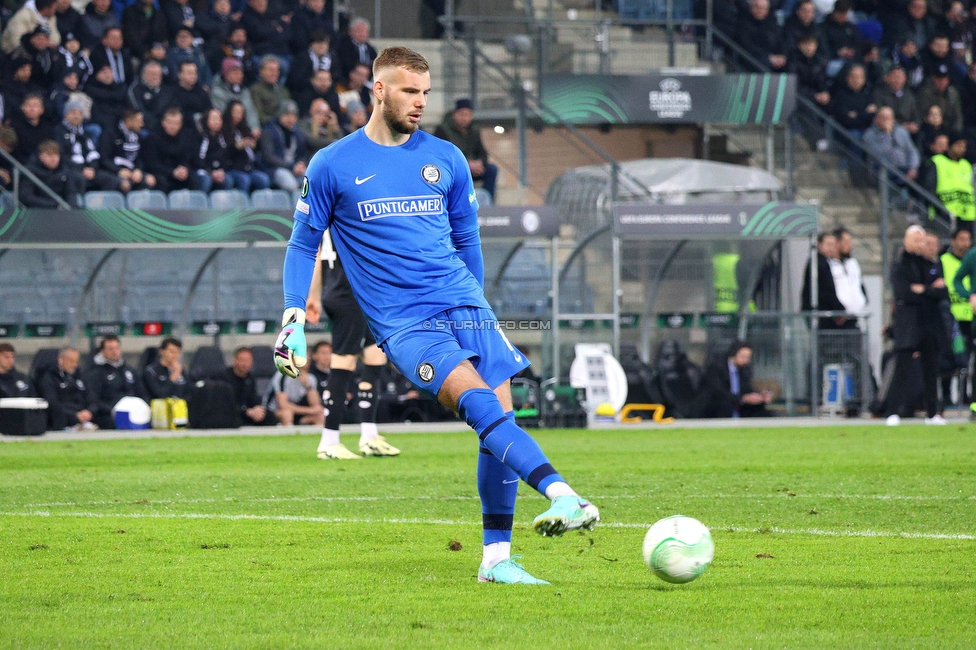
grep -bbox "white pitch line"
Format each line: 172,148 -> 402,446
1,511 -> 973,541
20,493 -> 976,509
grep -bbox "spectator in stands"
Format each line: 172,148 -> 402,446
832,225 -> 868,318
884,0 -> 947,53
195,107 -> 233,192
40,347 -> 95,431
863,106 -> 921,180
290,0 -> 334,58
144,106 -> 200,192
918,65 -> 964,134
58,33 -> 92,88
735,0 -> 786,71
295,69 -> 341,119
885,225 -> 949,425
0,342 -> 35,398
286,31 -> 336,100
783,0 -> 819,54
0,128 -> 16,190
859,40 -> 884,90
940,227 -> 972,406
250,56 -> 291,126
85,334 -> 143,430
81,0 -> 119,54
265,365 -> 325,426
802,232 -> 848,329
891,37 -> 926,89
162,0 -> 199,40
922,132 -> 975,232
54,0 -> 86,53
308,341 -> 331,395
197,0 -> 234,66
211,57 -> 261,134
259,99 -> 306,191
300,97 -> 343,153
345,100 -> 367,131
166,26 -> 213,87
143,337 -> 189,399
830,64 -> 877,138
170,60 -> 211,121
1,58 -> 38,117
700,341 -> 771,419
434,98 -> 498,201
98,108 -> 156,192
334,17 -> 375,83
86,64 -> 131,132
916,103 -> 948,151
222,99 -> 270,192
128,61 -> 175,128
945,2 -> 971,64
240,0 -> 291,63
225,346 -> 271,426
211,25 -> 258,86
335,62 -> 372,117
55,99 -> 122,191
89,26 -> 132,87
48,69 -> 84,124
121,0 -> 167,61
12,25 -> 64,92
11,93 -> 54,163
789,34 -> 831,109
2,0 -> 59,55
819,0 -> 861,77
143,41 -> 171,78
874,66 -> 920,136
921,33 -> 956,79
19,139 -> 84,207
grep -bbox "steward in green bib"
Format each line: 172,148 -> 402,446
949,229 -> 976,415
926,134 -> 975,230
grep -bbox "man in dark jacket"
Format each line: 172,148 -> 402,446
10,93 -> 54,164
734,0 -> 786,71
289,0 -> 335,58
144,106 -> 200,192
19,139 -> 84,208
240,0 -> 291,60
0,342 -> 35,398
169,60 -> 212,120
819,0 -> 861,74
39,347 -> 95,430
334,17 -> 376,83
85,335 -> 143,429
143,337 -> 189,400
802,232 -> 849,329
54,100 -> 122,192
224,346 -> 271,425
434,98 -> 497,200
830,64 -> 877,135
89,26 -> 132,86
121,0 -> 167,60
700,341 -> 771,418
128,61 -> 176,128
885,226 -> 950,425
98,108 -> 157,192
259,100 -> 307,192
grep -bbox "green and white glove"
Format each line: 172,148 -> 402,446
274,307 -> 307,378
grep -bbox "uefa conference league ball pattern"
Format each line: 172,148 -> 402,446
643,515 -> 715,584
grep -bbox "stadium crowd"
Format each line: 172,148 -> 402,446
0,0 -> 384,205
722,0 -> 976,231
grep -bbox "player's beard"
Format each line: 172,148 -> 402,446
383,101 -> 419,135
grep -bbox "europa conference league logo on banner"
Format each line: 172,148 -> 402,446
541,73 -> 797,125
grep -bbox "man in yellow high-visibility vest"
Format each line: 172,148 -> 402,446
941,228 -> 973,405
925,133 -> 976,232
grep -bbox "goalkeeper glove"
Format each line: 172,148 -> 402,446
274,307 -> 307,378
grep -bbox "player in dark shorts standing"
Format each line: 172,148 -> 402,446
306,230 -> 400,459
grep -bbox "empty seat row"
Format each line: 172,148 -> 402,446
83,189 -> 297,211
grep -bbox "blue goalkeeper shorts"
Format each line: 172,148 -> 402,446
381,306 -> 531,400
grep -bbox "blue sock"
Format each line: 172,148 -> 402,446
459,388 -> 565,497
477,410 -> 519,545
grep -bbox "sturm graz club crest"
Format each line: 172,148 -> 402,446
418,362 -> 435,383
301,176 -> 309,198
421,164 -> 441,184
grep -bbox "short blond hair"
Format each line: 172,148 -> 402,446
373,46 -> 429,77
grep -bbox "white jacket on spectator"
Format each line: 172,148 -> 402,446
830,256 -> 867,314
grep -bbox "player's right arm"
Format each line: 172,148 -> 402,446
305,243 -> 324,325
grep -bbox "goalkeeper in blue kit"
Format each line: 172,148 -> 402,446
274,46 -> 599,584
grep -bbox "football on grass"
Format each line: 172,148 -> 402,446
643,515 -> 714,584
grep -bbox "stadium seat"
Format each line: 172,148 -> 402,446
250,189 -> 294,209
209,189 -> 251,210
84,191 -> 126,209
475,188 -> 493,207
167,189 -> 210,210
126,189 -> 168,210
189,345 -> 227,381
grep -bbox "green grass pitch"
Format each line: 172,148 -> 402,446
2,424 -> 975,648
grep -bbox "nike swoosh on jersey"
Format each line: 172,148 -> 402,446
355,174 -> 377,185
502,479 -> 519,484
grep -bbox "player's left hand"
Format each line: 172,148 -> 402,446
274,308 -> 307,378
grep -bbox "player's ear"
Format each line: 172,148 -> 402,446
373,79 -> 384,101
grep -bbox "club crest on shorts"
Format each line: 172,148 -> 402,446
301,176 -> 309,198
421,164 -> 441,184
418,362 -> 435,383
